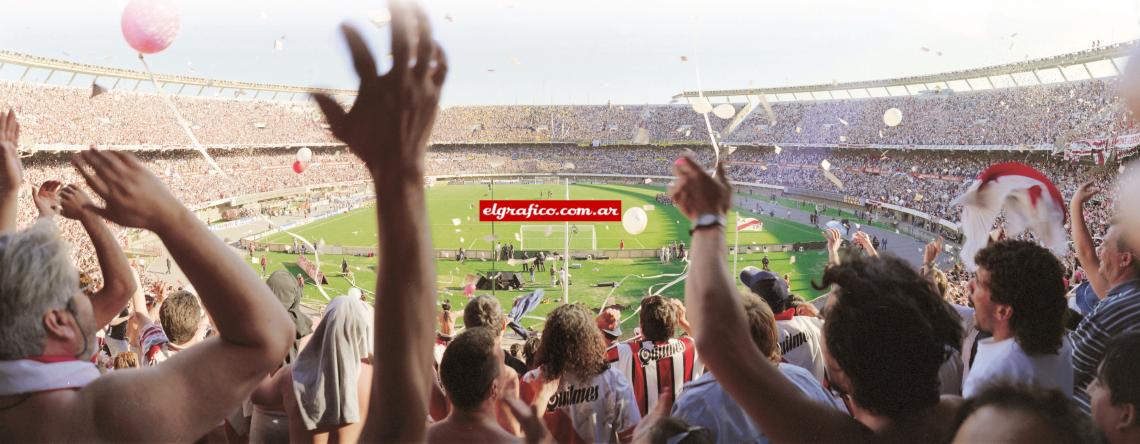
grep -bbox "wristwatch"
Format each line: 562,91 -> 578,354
690,213 -> 726,235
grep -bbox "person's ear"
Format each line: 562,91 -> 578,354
995,304 -> 1013,322
1121,402 -> 1137,430
42,307 -> 77,342
489,377 -> 502,401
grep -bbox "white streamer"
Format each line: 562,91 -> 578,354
136,54 -> 331,301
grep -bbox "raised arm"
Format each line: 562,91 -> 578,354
1070,181 -> 1110,297
311,3 -> 447,441
69,150 -> 293,442
673,158 -> 870,443
58,184 -> 136,328
0,110 -> 21,234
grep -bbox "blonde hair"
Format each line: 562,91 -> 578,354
113,351 -> 140,369
0,220 -> 80,359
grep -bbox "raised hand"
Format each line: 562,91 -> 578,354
503,397 -> 553,444
32,180 -> 62,219
71,149 -> 183,232
313,1 -> 447,187
853,231 -> 878,257
923,236 -> 944,266
1071,181 -> 1101,208
0,109 -> 21,194
670,157 -> 732,220
58,184 -> 96,221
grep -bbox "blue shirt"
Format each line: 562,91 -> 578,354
1070,279 -> 1140,412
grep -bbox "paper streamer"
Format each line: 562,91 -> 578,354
136,54 -> 331,301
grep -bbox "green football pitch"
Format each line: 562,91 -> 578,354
253,183 -> 828,332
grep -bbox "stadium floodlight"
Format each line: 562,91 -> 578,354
519,225 -> 596,251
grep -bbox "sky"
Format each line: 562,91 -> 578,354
1,0 -> 1138,106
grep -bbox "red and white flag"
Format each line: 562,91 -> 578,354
952,162 -> 1067,271
737,217 -> 763,232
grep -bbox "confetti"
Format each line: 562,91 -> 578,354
90,82 -> 107,99
445,12 -> 454,22
837,117 -> 849,126
454,229 -> 461,233
757,95 -> 777,125
839,135 -> 847,142
774,145 -> 782,154
795,127 -> 802,134
644,178 -> 653,184
274,36 -> 285,51
369,9 -> 391,28
452,218 -> 462,226
680,55 -> 688,62
515,233 -> 522,242
822,170 -> 844,191
563,162 -> 575,170
820,159 -> 832,171
459,237 -> 465,243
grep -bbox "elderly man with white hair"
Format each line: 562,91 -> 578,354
0,109 -> 294,442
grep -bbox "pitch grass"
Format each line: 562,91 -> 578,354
253,250 -> 828,332
265,184 -> 824,250
256,184 -> 829,332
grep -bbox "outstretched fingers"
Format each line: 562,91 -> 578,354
71,154 -> 109,197
431,45 -> 448,87
312,94 -> 348,141
412,5 -> 434,80
388,0 -> 414,82
341,23 -> 378,82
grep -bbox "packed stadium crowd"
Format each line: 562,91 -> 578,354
4,6 -> 1140,444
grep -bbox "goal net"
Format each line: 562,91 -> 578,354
519,224 -> 597,251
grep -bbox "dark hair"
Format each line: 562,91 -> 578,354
975,240 -> 1066,355
639,296 -> 678,342
523,335 -> 541,370
952,384 -> 1099,444
1099,332 -> 1140,408
463,295 -> 504,331
439,327 -> 501,410
160,290 -> 201,344
741,292 -> 780,364
815,253 -> 962,419
534,304 -> 607,380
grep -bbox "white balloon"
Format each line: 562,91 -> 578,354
691,97 -> 713,114
883,108 -> 903,127
622,207 -> 649,235
712,103 -> 736,119
296,147 -> 313,162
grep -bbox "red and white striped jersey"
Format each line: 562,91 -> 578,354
605,336 -> 703,416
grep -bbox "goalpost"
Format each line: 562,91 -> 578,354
519,224 -> 597,251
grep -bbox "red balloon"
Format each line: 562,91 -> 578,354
292,160 -> 306,174
121,0 -> 181,54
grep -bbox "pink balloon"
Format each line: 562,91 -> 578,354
121,0 -> 181,54
292,160 -> 306,174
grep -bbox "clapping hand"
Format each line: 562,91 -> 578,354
32,180 -> 62,219
923,236 -> 944,266
58,184 -> 96,221
71,149 -> 183,233
313,1 -> 447,189
853,231 -> 878,257
0,110 -> 21,194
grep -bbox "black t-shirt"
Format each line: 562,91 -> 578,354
108,308 -> 129,340
504,353 -> 527,375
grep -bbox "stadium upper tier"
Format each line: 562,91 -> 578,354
0,74 -> 1131,150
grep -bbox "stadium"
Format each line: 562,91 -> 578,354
3,2 -> 1140,443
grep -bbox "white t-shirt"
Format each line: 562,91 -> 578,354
775,316 -> 826,382
522,367 -> 641,444
671,363 -> 847,444
961,336 -> 1074,398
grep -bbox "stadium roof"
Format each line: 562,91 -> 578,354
0,50 -> 358,102
673,40 -> 1136,103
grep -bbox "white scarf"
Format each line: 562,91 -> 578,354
0,359 -> 101,396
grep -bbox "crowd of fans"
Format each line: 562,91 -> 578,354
4,8 -> 1140,443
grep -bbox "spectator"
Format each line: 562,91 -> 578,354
429,326 -> 519,443
1070,218 -> 1140,412
739,266 -> 825,381
1088,332 -> 1140,444
672,291 -> 846,443
522,304 -> 641,443
606,296 -> 701,417
672,158 -> 963,443
951,384 -> 1099,444
135,289 -> 208,366
961,240 -> 1073,398
0,148 -> 293,442
257,295 -> 373,443
464,295 -> 528,376
112,351 -> 140,370
266,270 -> 313,365
596,307 -> 622,349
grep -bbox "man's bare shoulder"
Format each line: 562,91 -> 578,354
427,418 -> 521,444
0,388 -> 93,441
